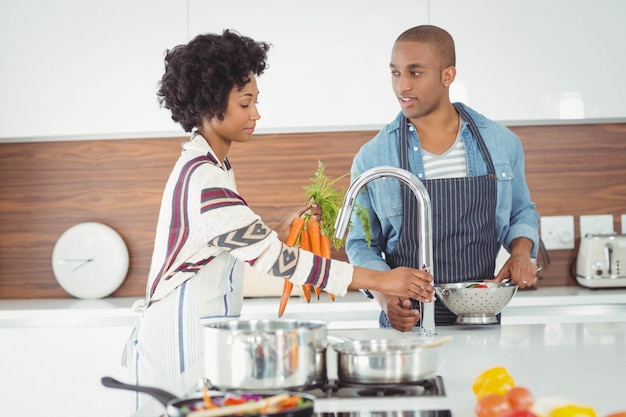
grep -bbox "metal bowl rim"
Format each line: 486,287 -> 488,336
203,319 -> 328,332
332,338 -> 439,355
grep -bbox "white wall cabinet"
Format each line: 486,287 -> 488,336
430,0 -> 626,122
187,0 -> 429,133
1,0 -> 624,141
0,0 -> 188,140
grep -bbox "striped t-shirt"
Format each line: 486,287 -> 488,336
422,119 -> 468,179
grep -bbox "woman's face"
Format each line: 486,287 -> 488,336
204,75 -> 261,147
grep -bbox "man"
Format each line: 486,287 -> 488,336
345,25 -> 540,331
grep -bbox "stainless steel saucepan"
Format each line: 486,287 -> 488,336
203,319 -> 328,390
329,335 -> 453,385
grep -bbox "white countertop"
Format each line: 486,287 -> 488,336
2,286 -> 625,328
319,323 -> 626,416
2,287 -> 625,416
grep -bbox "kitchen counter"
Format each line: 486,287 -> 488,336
2,286 -> 626,328
320,323 -> 626,416
1,286 -> 625,417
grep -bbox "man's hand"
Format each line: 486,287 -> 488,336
494,237 -> 538,288
383,296 -> 420,332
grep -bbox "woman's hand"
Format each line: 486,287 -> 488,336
356,266 -> 435,302
379,266 -> 435,301
274,199 -> 322,243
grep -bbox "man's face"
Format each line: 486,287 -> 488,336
390,41 -> 452,121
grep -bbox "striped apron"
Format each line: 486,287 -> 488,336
382,104 -> 500,326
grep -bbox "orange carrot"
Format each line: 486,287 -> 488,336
300,227 -> 311,251
307,219 -> 322,256
278,280 -> 293,318
313,285 -> 321,300
278,395 -> 301,409
286,216 -> 305,247
278,217 -> 305,317
202,387 -> 217,409
320,234 -> 332,258
298,227 -> 312,302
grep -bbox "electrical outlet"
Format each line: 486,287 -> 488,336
579,214 -> 614,237
541,215 -> 575,250
622,214 -> 626,234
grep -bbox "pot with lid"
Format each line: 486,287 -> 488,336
203,319 -> 327,390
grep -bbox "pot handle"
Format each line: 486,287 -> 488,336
101,376 -> 178,406
327,335 -> 353,346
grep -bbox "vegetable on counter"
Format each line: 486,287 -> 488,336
471,366 -> 616,417
473,366 -> 516,399
473,366 -> 535,417
547,405 -> 597,417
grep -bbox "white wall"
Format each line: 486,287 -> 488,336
1,0 -> 625,142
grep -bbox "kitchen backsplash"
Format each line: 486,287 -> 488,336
1,123 -> 625,299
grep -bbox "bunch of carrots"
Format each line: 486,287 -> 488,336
278,161 -> 353,318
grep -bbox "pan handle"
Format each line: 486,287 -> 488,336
101,376 -> 178,406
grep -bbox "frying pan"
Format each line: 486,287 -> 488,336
101,376 -> 315,417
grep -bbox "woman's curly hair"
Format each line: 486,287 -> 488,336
157,29 -> 271,132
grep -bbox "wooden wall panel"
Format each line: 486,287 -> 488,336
0,138 -> 182,298
511,123 -> 626,287
1,123 -> 625,299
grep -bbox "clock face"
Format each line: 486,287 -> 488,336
52,222 -> 129,299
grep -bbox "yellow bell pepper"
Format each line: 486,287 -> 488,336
548,405 -> 596,417
472,366 -> 515,399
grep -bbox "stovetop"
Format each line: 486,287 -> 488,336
180,376 -> 452,417
300,376 -> 446,399
302,376 -> 452,417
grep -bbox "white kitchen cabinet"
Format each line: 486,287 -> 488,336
0,326 -> 134,417
186,0 -> 626,132
1,1 -> 624,141
187,0 -> 429,133
431,0 -> 626,122
0,0 -> 187,140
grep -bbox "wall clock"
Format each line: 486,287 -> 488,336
52,222 -> 129,299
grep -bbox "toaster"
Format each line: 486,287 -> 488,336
576,234 -> 626,288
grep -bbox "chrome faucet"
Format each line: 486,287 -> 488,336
333,166 -> 436,337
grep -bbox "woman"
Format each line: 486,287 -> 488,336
124,29 -> 435,413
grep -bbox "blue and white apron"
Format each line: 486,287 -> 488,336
382,104 -> 500,326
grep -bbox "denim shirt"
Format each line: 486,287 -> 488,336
345,103 -> 540,273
